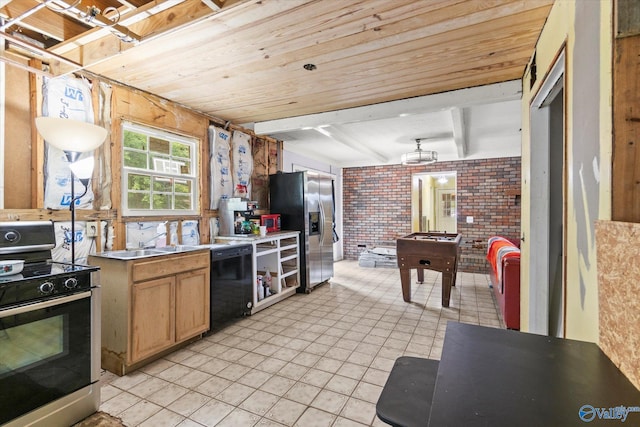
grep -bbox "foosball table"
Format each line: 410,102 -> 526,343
396,232 -> 461,307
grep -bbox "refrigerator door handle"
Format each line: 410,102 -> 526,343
318,200 -> 325,242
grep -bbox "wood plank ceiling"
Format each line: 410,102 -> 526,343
0,0 -> 554,124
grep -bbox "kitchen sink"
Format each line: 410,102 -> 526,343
154,245 -> 203,253
96,249 -> 166,259
94,246 -> 206,260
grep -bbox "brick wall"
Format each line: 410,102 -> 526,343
343,157 -> 521,273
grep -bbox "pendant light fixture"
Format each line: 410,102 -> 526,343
401,138 -> 438,165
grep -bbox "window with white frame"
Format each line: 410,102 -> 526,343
121,122 -> 199,216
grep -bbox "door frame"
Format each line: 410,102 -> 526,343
411,171 -> 457,233
528,48 -> 567,336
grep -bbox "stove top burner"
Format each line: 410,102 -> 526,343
0,261 -> 99,309
0,261 -> 94,284
0,221 -> 99,309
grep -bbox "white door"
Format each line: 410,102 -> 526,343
435,189 -> 456,233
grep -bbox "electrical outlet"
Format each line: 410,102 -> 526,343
466,216 -> 474,224
86,221 -> 99,237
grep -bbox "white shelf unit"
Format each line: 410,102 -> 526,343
217,231 -> 300,314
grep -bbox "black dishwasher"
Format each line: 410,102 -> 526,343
208,244 -> 253,329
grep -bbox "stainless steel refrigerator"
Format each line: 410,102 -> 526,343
269,171 -> 336,292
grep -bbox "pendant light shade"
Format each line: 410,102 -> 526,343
401,139 -> 437,165
35,117 -> 107,153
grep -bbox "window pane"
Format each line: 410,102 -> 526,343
174,195 -> 192,210
124,130 -> 147,150
128,174 -> 151,191
124,151 -> 148,169
171,142 -> 191,158
149,137 -> 170,155
122,123 -> 198,216
180,160 -> 192,175
151,155 -> 185,174
128,192 -> 150,209
153,177 -> 172,192
174,179 -> 191,194
153,193 -> 171,209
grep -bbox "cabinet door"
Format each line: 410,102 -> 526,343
176,268 -> 210,342
131,276 -> 175,363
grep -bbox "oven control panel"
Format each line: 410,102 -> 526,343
0,270 -> 93,309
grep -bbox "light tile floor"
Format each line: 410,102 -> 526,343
99,260 -> 502,427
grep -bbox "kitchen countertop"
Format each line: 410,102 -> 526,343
90,231 -> 300,260
90,245 -> 208,260
215,230 -> 299,244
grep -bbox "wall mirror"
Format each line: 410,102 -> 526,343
411,171 -> 457,233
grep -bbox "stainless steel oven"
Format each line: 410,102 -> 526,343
0,221 -> 100,427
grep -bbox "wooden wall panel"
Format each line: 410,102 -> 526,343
250,136 -> 283,211
1,71 -> 282,244
251,136 -> 268,210
110,85 -> 209,248
4,55 -> 33,208
595,220 -> 640,391
268,140 -> 280,175
94,82 -> 113,211
612,34 -> 640,222
112,86 -> 209,139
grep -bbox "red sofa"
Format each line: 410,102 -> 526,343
486,236 -> 520,330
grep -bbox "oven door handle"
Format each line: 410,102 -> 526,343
0,291 -> 92,318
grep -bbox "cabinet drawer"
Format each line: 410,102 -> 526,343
133,252 -> 209,282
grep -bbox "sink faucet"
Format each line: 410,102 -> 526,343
138,232 -> 166,248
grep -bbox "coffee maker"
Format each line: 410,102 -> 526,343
218,198 -> 259,236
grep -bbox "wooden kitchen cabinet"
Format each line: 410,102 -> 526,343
131,276 -> 175,362
89,250 -> 210,375
175,268 -> 210,341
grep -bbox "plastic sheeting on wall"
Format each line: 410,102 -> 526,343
209,217 -> 219,240
96,81 -> 113,210
125,221 -> 200,248
232,130 -> 252,199
209,126 -> 233,209
181,220 -> 200,245
126,221 -> 170,249
52,220 -> 107,265
42,76 -> 96,210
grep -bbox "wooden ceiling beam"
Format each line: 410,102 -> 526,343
117,0 -> 154,8
49,0 -> 247,70
451,107 -> 467,158
1,0 -> 91,41
201,0 -> 222,11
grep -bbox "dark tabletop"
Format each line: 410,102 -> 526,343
428,322 -> 640,427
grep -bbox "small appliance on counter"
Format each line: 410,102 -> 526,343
218,198 -> 260,236
260,214 -> 281,233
